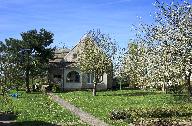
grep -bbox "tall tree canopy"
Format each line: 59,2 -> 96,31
0,28 -> 55,93
122,0 -> 192,95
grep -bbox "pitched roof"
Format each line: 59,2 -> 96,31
49,48 -> 70,63
49,33 -> 102,64
55,48 -> 70,54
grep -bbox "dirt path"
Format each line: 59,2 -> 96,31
48,93 -> 109,126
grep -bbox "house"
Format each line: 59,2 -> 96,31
48,35 -> 113,91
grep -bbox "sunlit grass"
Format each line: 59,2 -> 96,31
57,90 -> 192,126
1,92 -> 88,126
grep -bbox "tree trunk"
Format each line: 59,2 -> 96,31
3,73 -> 7,96
26,67 -> 30,93
93,83 -> 96,96
26,50 -> 30,93
162,76 -> 168,93
92,72 -> 97,96
162,82 -> 166,92
120,81 -> 122,90
185,71 -> 192,97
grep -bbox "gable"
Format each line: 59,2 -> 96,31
51,33 -> 108,64
64,35 -> 87,62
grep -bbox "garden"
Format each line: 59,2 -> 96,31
57,89 -> 192,125
0,0 -> 192,125
0,91 -> 88,126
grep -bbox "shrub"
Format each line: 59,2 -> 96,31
110,110 -> 130,120
52,84 -> 61,93
167,84 -> 185,94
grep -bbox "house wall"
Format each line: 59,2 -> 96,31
81,73 -> 108,90
107,71 -> 113,89
63,68 -> 82,89
62,68 -> 108,90
49,65 -> 112,91
62,38 -> 113,90
82,83 -> 107,91
65,42 -> 84,62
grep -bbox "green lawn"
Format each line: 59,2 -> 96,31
0,92 -> 88,126
57,90 -> 192,126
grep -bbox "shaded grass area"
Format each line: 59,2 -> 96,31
0,92 -> 88,126
0,121 -> 60,126
57,90 -> 192,126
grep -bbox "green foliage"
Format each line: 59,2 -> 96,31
51,84 -> 61,93
113,76 -> 129,89
167,84 -> 186,94
1,28 -> 55,92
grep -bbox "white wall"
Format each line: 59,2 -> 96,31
62,68 -> 109,90
63,68 -> 82,89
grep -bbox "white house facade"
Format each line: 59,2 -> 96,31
48,36 -> 113,91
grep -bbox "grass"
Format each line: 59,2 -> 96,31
57,90 -> 192,126
0,91 -> 88,126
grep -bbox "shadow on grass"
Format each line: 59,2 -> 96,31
0,112 -> 18,121
172,94 -> 192,103
0,121 -> 61,126
0,113 -> 60,126
100,91 -> 160,97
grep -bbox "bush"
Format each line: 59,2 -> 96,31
52,84 -> 61,93
110,110 -> 130,120
167,84 -> 185,94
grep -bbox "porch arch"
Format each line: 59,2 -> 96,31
66,71 -> 80,83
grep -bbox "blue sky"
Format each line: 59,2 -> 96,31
0,0 -> 190,48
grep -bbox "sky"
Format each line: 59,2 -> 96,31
0,0 -> 190,49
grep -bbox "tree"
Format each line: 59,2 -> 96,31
4,39 -> 25,90
127,0 -> 192,94
79,30 -> 117,96
122,40 -> 149,88
2,28 -> 55,93
0,41 -> 18,113
0,41 -> 7,95
156,0 -> 191,95
20,28 -> 55,92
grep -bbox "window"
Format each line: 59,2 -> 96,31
54,75 -> 61,78
87,73 -> 94,84
87,74 -> 103,84
66,71 -> 80,83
